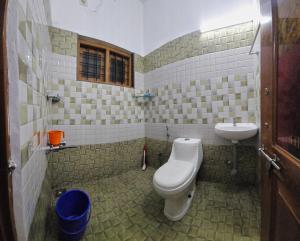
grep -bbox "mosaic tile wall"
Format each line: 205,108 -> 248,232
28,169 -> 52,241
48,136 -> 257,189
143,22 -> 255,73
134,53 -> 145,73
45,22 -> 259,192
6,0 -> 24,239
48,124 -> 145,146
144,46 -> 256,125
141,23 -> 259,187
49,26 -> 77,57
146,138 -> 258,185
47,23 -> 257,145
9,10 -> 260,241
146,138 -> 172,168
47,27 -> 145,138
145,123 -> 259,146
8,0 -> 53,239
48,138 -> 145,188
50,79 -> 145,125
142,23 -> 257,148
18,2 -> 51,168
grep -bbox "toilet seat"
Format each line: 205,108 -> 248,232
154,160 -> 193,189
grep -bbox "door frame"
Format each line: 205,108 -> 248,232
259,0 -> 274,239
0,0 -> 17,240
260,0 -> 300,240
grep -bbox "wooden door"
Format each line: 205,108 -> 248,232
260,0 -> 300,240
0,0 -> 17,241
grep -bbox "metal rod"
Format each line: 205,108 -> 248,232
249,23 -> 261,55
259,146 -> 281,171
231,143 -> 238,175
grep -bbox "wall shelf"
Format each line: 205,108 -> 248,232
249,23 -> 261,55
133,91 -> 155,100
47,94 -> 62,103
46,141 -> 77,153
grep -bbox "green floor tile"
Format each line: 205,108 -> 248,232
44,168 -> 260,241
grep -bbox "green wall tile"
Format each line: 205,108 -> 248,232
20,104 -> 28,125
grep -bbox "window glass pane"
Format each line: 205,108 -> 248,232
110,52 -> 129,85
80,44 -> 105,82
276,0 -> 300,159
110,55 -> 116,82
116,57 -> 125,83
82,50 -> 100,79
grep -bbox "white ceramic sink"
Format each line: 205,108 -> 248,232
215,123 -> 258,142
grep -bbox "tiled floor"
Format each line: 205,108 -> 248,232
46,167 -> 260,241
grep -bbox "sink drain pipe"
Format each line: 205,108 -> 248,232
142,144 -> 147,171
231,141 -> 238,176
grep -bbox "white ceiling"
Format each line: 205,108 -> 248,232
52,0 -> 257,55
142,0 -> 257,54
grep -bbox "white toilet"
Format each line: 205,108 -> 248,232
153,138 -> 203,221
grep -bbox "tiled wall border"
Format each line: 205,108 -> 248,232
21,149 -> 47,235
143,21 -> 254,73
28,169 -> 52,241
146,138 -> 258,185
50,124 -> 145,146
49,21 -> 254,75
48,138 -> 146,188
49,26 -> 145,73
49,26 -> 77,56
145,123 -> 258,146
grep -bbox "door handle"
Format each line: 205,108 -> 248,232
259,146 -> 281,171
8,160 -> 17,175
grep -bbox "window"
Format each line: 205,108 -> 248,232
77,36 -> 134,87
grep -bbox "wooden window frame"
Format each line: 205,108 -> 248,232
77,36 -> 134,88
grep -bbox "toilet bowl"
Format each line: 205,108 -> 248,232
153,138 -> 203,221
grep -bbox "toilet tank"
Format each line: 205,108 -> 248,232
170,138 -> 203,168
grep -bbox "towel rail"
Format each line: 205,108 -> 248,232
249,24 -> 261,55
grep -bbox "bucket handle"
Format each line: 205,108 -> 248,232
87,206 -> 91,224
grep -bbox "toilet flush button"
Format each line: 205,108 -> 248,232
184,138 -> 190,141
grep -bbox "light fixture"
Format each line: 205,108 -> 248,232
260,16 -> 271,25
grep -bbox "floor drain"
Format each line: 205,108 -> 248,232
55,188 -> 66,197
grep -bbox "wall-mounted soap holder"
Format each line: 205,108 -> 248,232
45,141 -> 77,154
47,94 -> 61,103
133,91 -> 155,100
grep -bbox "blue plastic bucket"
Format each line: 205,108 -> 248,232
55,189 -> 91,234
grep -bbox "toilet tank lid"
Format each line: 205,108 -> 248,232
174,138 -> 201,145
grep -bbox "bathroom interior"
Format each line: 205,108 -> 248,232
1,0 -> 300,240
